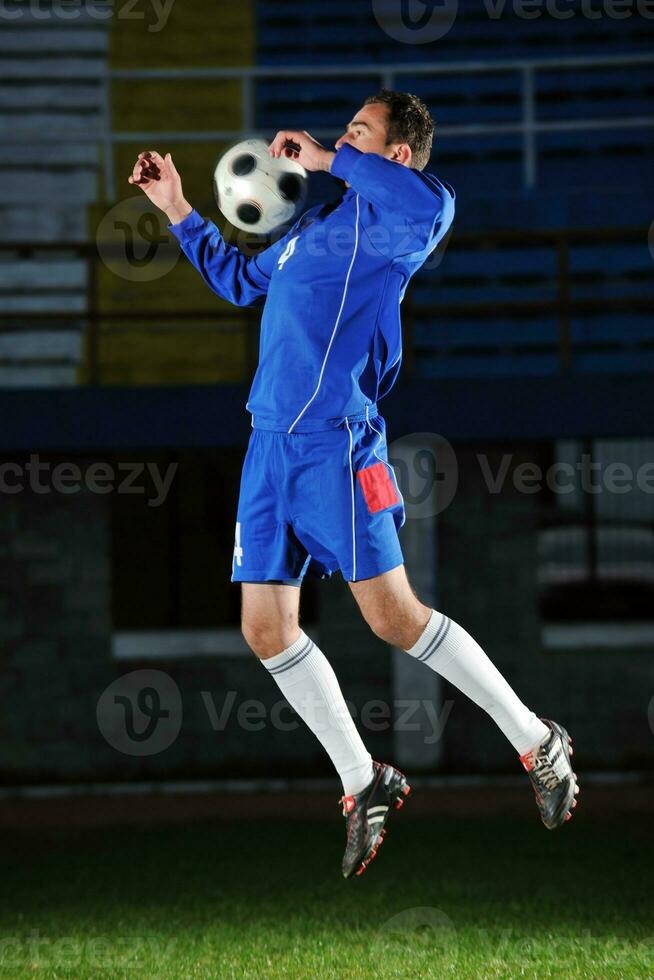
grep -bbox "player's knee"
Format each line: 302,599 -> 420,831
241,619 -> 299,660
365,610 -> 401,647
365,606 -> 429,650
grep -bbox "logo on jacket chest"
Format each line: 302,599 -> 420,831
277,236 -> 299,270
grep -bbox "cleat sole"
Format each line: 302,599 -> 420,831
394,783 -> 411,809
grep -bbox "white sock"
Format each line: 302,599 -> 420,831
262,631 -> 374,796
406,610 -> 549,756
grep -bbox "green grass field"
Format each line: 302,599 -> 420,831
1,810 -> 651,979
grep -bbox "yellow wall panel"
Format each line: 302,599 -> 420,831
80,322 -> 248,386
87,0 -> 255,386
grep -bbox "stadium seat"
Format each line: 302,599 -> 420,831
0,10 -> 108,386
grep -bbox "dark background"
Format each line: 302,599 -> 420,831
0,0 -> 653,787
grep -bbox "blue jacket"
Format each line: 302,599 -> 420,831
170,143 -> 455,432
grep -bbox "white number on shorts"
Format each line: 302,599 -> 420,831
232,522 -> 243,570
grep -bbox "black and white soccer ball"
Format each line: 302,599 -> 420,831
213,138 -> 308,235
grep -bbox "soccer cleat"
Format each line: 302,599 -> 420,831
340,761 -> 411,879
520,719 -> 579,830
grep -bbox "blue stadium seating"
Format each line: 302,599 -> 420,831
255,0 -> 653,204
0,6 -> 108,387
256,0 -> 654,65
255,0 -> 653,380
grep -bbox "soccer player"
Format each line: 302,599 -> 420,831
129,91 -> 579,878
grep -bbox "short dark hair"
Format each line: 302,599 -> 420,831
364,90 -> 434,171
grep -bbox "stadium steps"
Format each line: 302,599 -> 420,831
0,8 -> 109,387
413,234 -> 654,379
257,0 -> 654,65
256,0 -> 653,204
255,76 -> 653,201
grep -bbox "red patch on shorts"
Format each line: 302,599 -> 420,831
356,462 -> 399,514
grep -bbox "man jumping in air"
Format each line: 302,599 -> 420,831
129,90 -> 579,879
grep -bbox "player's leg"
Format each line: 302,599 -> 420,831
240,580 -> 302,657
349,564 -> 548,751
241,581 -> 375,798
241,581 -> 409,877
349,564 -> 579,828
233,427 -> 396,877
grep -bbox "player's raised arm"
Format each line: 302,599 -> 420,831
267,127 -> 445,231
128,150 -> 193,225
330,144 -> 454,244
128,150 -> 273,307
268,113 -> 455,252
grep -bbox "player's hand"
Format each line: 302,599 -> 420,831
268,131 -> 335,173
128,151 -> 192,224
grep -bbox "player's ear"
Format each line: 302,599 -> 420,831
389,143 -> 412,167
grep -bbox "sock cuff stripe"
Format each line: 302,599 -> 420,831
411,611 -> 446,660
265,637 -> 314,675
418,615 -> 451,662
406,608 -> 441,659
422,611 -> 448,651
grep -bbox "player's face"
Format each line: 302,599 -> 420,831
334,102 -> 397,160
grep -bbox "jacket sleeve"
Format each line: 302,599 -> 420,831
168,209 -> 292,307
330,143 -> 454,252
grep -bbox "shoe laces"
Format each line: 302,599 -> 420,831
521,737 -> 567,792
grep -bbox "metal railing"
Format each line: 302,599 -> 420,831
101,51 -> 654,199
0,227 -> 651,384
2,51 -> 651,197
409,227 -> 653,374
1,50 -> 652,198
0,242 -> 261,385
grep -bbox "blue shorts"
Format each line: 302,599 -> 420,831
231,411 -> 405,585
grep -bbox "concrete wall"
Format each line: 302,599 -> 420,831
1,443 -> 652,785
0,453 -> 392,785
436,445 -> 654,772
0,474 -> 113,782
